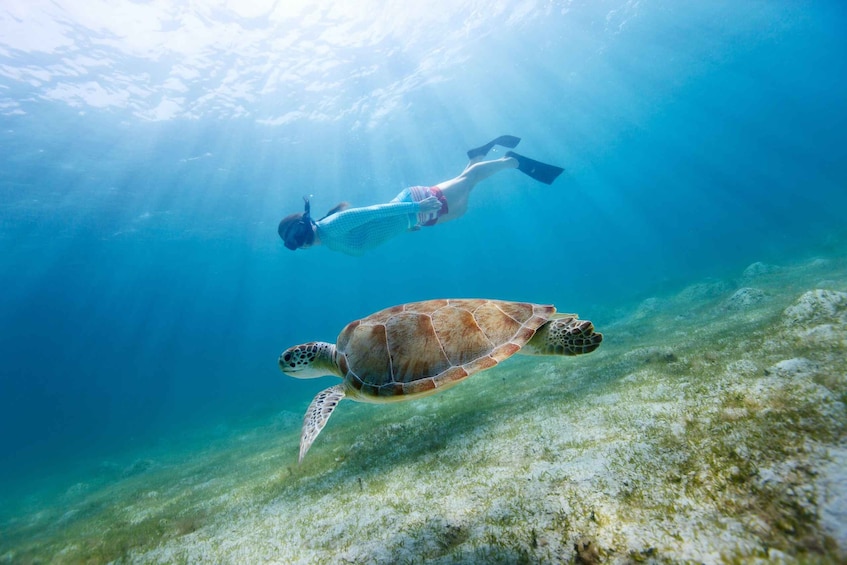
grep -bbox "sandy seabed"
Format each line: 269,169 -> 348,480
2,253 -> 846,564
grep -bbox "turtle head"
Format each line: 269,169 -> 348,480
279,341 -> 341,378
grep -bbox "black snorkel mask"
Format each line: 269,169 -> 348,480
282,196 -> 316,250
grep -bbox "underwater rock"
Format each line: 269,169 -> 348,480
724,287 -> 766,310
677,279 -> 733,302
817,445 -> 847,560
783,289 -> 847,327
741,261 -> 780,279
799,324 -> 847,349
765,358 -> 817,379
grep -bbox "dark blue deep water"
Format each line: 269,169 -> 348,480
1,1 -> 845,501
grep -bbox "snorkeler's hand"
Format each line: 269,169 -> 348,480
418,195 -> 442,213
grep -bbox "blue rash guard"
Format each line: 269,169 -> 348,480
315,200 -> 422,256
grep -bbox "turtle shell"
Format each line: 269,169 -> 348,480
335,299 -> 555,399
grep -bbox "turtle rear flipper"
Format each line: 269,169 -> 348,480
522,316 -> 603,356
300,385 -> 346,463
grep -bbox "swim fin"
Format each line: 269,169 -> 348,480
466,135 -> 521,160
506,151 -> 564,185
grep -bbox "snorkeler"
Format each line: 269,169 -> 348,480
278,135 -> 564,256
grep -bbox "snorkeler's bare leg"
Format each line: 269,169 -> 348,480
463,135 -> 522,170
466,135 -> 521,160
436,157 -> 518,221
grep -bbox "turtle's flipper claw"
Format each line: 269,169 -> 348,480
300,384 -> 346,463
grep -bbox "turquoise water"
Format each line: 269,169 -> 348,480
1,0 -> 846,551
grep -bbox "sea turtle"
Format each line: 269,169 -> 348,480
279,298 -> 603,462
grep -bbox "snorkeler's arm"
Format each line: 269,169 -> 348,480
317,201 -> 422,233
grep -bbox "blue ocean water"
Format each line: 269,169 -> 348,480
0,0 -> 845,504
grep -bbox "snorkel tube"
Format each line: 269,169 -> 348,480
302,195 -> 312,222
296,195 -> 316,247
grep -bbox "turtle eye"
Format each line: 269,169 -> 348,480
283,352 -> 291,362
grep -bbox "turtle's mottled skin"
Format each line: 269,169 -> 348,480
279,299 -> 603,462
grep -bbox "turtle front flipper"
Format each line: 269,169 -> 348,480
300,384 -> 346,463
521,315 -> 603,356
